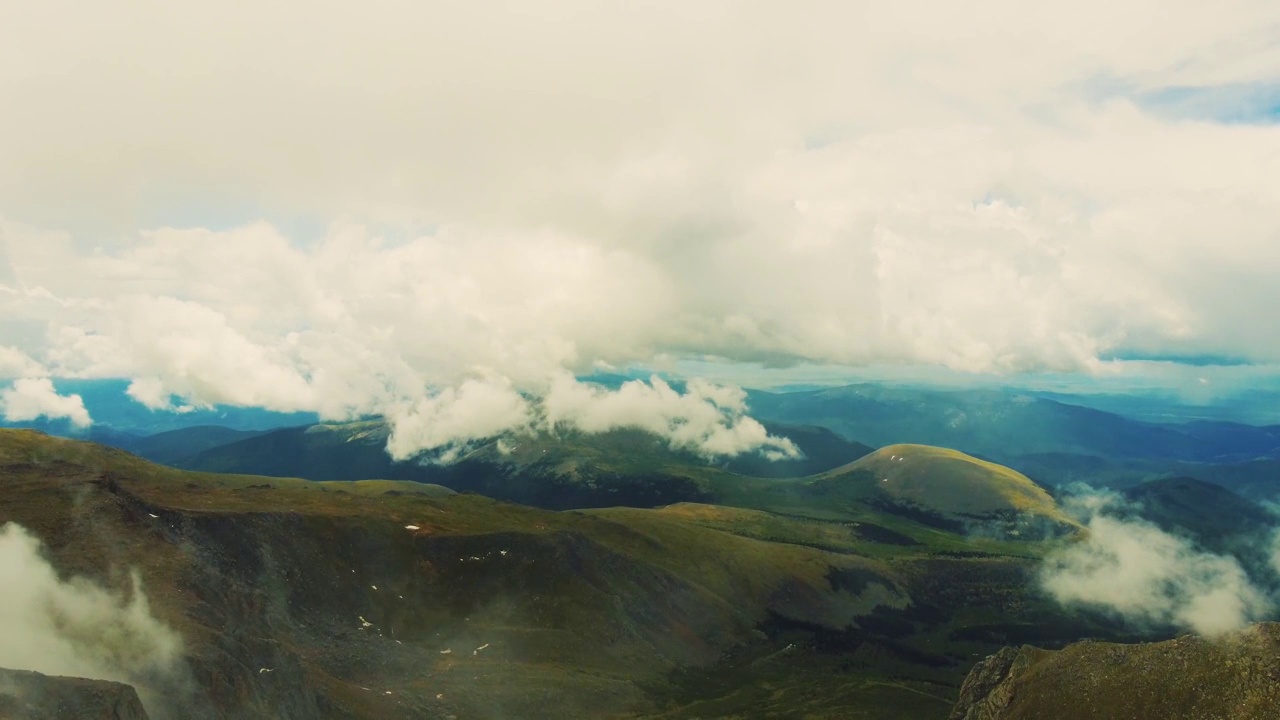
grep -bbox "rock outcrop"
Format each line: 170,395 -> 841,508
950,623 -> 1280,720
0,667 -> 149,720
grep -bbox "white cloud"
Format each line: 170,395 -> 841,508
382,374 -> 799,462
0,346 -> 44,379
0,378 -> 92,427
385,377 -> 533,463
0,523 -> 186,714
1042,503 -> 1272,637
2,2 -> 1280,454
543,375 -> 799,460
126,376 -> 174,410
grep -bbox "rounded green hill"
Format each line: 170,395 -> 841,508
813,444 -> 1078,530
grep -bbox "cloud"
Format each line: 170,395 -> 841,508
126,376 -> 175,410
543,375 -> 800,460
3,3 -> 1280,454
383,374 -> 799,462
0,378 -> 92,427
1042,493 -> 1273,637
1,1 -> 1277,233
0,523 -> 186,715
385,377 -> 533,462
0,346 -> 44,379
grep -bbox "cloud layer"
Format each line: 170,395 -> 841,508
2,2 -> 1280,454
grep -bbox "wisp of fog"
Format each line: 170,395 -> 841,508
0,522 -> 187,715
1042,489 -> 1277,637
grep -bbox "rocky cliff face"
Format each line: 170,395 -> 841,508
950,624 -> 1280,720
0,668 -> 149,720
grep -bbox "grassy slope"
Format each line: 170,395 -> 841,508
698,444 -> 1080,546
0,429 -> 1120,719
828,445 -> 1073,523
0,430 -> 945,718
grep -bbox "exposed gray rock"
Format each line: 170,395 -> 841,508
0,667 -> 149,720
949,624 -> 1280,720
949,645 -> 1043,720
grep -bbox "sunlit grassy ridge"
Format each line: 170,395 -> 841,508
825,444 -> 1077,526
689,443 -> 1081,546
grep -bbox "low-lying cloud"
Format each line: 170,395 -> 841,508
384,374 -> 799,462
1041,491 -> 1275,637
0,523 -> 185,714
385,377 -> 536,463
544,375 -> 800,460
0,377 -> 91,427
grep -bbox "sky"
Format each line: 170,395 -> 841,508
2,1 -> 1280,457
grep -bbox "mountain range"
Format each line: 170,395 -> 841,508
4,380 -> 1280,718
0,428 -> 1133,719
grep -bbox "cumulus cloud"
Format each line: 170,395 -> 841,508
1042,492 -> 1274,637
0,523 -> 186,714
1,222 -> 807,459
0,346 -> 44,379
543,375 -> 800,460
382,374 -> 800,462
2,2 -> 1280,455
385,377 -> 534,463
0,378 -> 91,427
126,376 -> 175,410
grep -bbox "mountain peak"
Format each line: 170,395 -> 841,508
814,444 -> 1077,534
